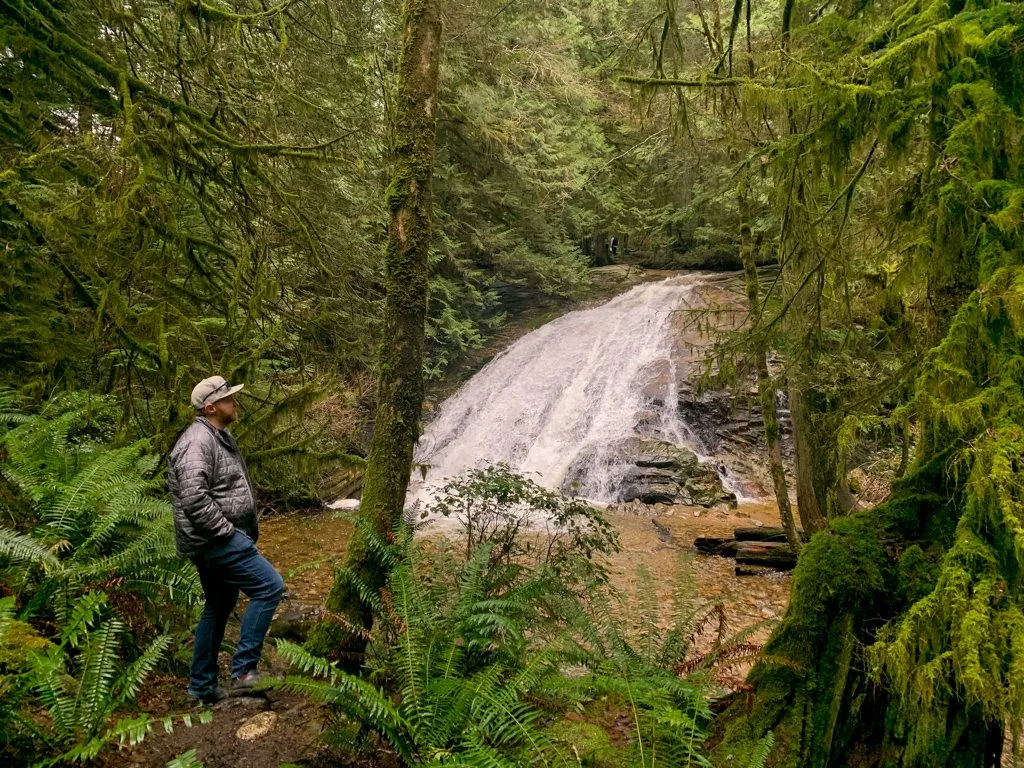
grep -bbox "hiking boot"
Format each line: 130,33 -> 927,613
187,685 -> 227,705
231,669 -> 266,693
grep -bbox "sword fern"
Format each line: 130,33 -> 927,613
276,531 -> 574,766
0,397 -> 201,618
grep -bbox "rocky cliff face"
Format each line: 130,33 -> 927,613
619,437 -> 736,506
562,436 -> 736,507
674,378 -> 792,501
605,272 -> 793,507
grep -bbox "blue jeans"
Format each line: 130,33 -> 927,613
189,530 -> 284,695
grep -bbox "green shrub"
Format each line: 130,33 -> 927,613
547,560 -> 772,768
0,596 -> 48,764
424,463 -> 620,584
0,394 -> 201,629
280,518 -> 733,767
0,394 -> 207,765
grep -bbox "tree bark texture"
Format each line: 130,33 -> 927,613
789,384 -> 835,533
739,194 -> 801,554
307,0 -> 442,664
593,231 -> 612,266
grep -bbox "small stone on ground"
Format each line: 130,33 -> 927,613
236,711 -> 278,741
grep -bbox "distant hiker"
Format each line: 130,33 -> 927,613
168,376 -> 284,704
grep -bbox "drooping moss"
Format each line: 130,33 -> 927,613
896,545 -> 942,604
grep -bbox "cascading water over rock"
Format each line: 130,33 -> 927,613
410,275 -> 750,509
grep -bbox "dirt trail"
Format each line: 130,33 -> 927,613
123,504 -> 790,767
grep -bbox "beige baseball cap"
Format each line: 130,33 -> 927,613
190,376 -> 244,409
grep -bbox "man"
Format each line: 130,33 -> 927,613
168,375 -> 284,704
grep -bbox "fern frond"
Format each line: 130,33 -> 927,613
116,634 -> 172,705
31,646 -> 78,742
61,592 -> 109,648
0,527 -> 61,569
74,617 -> 125,735
275,639 -> 340,682
42,447 -> 143,537
747,730 -> 775,768
391,560 -> 429,720
329,565 -> 383,614
0,596 -> 14,642
273,674 -> 413,762
165,748 -> 205,768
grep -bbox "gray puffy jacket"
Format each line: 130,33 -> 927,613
168,417 -> 259,558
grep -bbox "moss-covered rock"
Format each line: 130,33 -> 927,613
0,617 -> 49,673
547,717 -> 632,768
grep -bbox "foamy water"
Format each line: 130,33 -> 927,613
409,275 -> 743,510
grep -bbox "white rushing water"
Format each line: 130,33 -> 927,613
410,275 -> 725,506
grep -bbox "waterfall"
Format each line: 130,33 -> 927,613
411,275 -> 740,507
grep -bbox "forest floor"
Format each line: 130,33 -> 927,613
119,501 -> 790,768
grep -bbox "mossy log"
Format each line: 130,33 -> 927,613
735,526 -> 804,543
734,540 -> 797,570
695,536 -> 738,556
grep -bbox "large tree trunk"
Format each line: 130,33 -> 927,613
306,0 -> 442,664
593,231 -> 613,266
739,192 -> 801,554
789,384 -> 837,533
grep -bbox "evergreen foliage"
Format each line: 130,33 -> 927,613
0,0 -> 687,503
555,568 -> 719,768
0,393 -> 201,619
286,521 -> 732,768
279,528 -> 577,767
630,0 -> 1024,763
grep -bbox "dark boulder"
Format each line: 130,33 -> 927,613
563,436 -> 736,507
618,437 -> 736,507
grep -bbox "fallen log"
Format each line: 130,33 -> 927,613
694,536 -> 738,557
734,540 -> 797,570
734,526 -> 805,543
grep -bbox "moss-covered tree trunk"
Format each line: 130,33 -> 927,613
307,0 -> 442,664
593,232 -> 613,266
679,3 -> 1024,767
739,192 -> 801,553
790,384 -> 843,532
713,457 -> 1003,768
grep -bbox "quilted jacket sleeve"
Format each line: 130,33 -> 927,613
170,431 -> 235,544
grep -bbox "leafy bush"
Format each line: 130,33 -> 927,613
424,463 -> 620,582
546,560 -> 770,768
283,470 -> 751,768
0,596 -> 48,763
0,394 -> 201,629
280,514 -> 742,767
29,592 -> 181,765
0,589 -> 209,768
